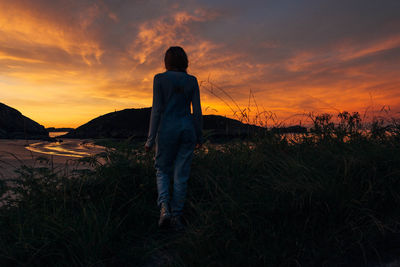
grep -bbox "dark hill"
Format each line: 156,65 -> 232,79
61,107 -> 263,139
0,103 -> 49,139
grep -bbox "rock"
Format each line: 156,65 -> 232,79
0,103 -> 49,140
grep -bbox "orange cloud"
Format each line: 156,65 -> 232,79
0,3 -> 103,66
0,1 -> 399,128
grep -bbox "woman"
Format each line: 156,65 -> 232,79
145,46 -> 203,230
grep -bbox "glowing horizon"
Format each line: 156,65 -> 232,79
1,0 -> 399,128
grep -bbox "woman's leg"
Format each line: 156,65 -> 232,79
155,167 -> 172,207
155,133 -> 178,207
170,128 -> 196,216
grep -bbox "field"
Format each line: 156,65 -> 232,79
0,112 -> 400,266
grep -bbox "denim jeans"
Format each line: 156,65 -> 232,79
155,117 -> 196,216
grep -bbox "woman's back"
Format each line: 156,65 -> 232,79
156,70 -> 194,119
146,70 -> 202,148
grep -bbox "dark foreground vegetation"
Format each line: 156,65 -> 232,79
1,112 -> 400,266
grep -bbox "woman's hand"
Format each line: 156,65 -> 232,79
145,144 -> 151,152
195,143 -> 202,149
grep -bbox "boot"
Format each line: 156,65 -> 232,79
171,215 -> 185,232
158,202 -> 171,228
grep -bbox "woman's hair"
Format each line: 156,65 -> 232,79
164,46 -> 188,73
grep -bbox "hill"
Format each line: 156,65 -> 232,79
0,103 -> 49,139
61,107 -> 264,139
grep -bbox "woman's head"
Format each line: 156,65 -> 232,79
164,46 -> 188,73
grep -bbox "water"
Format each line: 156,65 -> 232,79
33,132 -> 105,158
49,132 -> 68,138
25,139 -> 105,158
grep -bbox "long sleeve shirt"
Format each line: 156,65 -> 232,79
145,70 -> 203,148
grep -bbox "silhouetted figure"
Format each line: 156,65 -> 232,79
145,46 -> 203,231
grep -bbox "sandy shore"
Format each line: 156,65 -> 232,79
0,139 -> 104,179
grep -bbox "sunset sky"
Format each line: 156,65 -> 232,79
1,0 -> 400,128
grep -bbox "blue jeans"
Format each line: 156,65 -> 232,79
155,119 -> 196,216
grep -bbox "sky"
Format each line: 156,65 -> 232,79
1,0 -> 400,127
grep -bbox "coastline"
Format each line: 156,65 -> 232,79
0,139 -> 104,180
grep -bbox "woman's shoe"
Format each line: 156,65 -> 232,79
158,202 -> 171,228
170,216 -> 185,232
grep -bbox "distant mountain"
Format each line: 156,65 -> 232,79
0,103 -> 49,139
61,107 -> 263,139
46,127 -> 74,132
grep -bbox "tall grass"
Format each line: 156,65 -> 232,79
1,112 -> 400,266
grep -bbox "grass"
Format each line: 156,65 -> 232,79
1,112 -> 400,266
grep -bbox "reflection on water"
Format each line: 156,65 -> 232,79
25,140 -> 105,158
49,132 -> 68,138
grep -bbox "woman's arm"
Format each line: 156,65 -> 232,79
145,75 -> 163,148
192,77 -> 203,145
